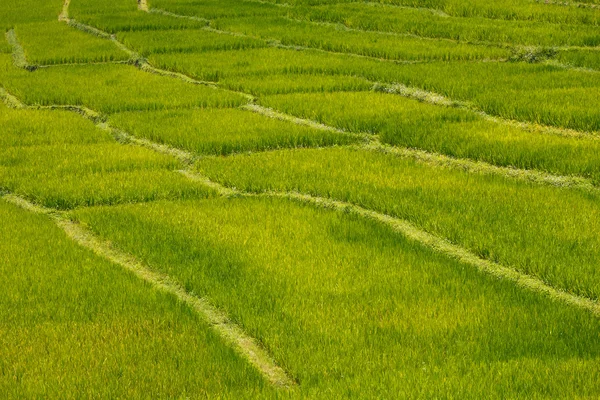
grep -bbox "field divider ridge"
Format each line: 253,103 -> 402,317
0,193 -> 296,389
5,30 -> 35,71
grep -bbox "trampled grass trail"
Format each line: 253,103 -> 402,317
1,192 -> 296,389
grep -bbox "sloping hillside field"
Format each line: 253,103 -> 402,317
2,0 -> 600,398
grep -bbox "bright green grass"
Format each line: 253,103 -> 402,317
148,46 -> 396,81
0,0 -> 61,28
195,147 -> 600,300
0,55 -> 247,112
219,73 -> 374,95
369,61 -> 600,132
151,0 -> 287,19
557,49 -> 600,71
74,196 -> 600,398
0,199 -> 272,398
260,91 -> 600,181
148,47 -> 600,132
212,16 -> 510,62
0,106 -> 211,209
117,28 -> 267,56
69,0 -> 208,32
109,108 -> 360,156
15,22 -> 129,65
293,3 -> 600,47
282,0 -> 600,25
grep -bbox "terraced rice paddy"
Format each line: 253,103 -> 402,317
1,0 -> 600,398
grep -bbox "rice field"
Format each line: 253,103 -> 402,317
2,0 -> 600,398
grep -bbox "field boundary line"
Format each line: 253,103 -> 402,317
1,193 -> 296,389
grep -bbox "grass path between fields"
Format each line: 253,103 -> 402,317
0,192 -> 296,390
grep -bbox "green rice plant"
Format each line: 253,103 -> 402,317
0,106 -> 112,147
71,11 -> 209,33
0,106 -> 211,209
109,107 -> 360,156
151,0 -> 287,19
148,47 -> 599,133
219,73 -> 374,95
365,61 -> 600,132
212,16 -> 510,62
287,0 -> 600,25
15,22 -> 129,65
260,91 -> 600,181
74,196 -> 600,398
557,48 -> 600,70
0,39 -> 11,55
148,47 -> 394,81
117,28 -> 267,57
293,3 -> 600,47
0,0 -> 62,28
0,55 -> 247,113
70,0 -> 207,33
195,147 -> 600,300
0,200 -> 271,398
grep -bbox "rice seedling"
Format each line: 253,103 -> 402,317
0,106 -> 211,209
15,22 -> 129,65
557,48 -> 600,71
148,46 -> 393,82
73,196 -> 600,398
280,0 -> 600,25
69,0 -> 207,33
195,147 -> 600,300
0,55 -> 247,112
0,199 -> 272,398
0,0 -> 61,28
150,0 -> 287,19
219,73 -> 374,95
292,3 -> 600,47
362,60 -> 600,132
260,91 -> 600,181
109,107 -> 360,156
117,28 -> 267,57
211,16 -> 510,62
